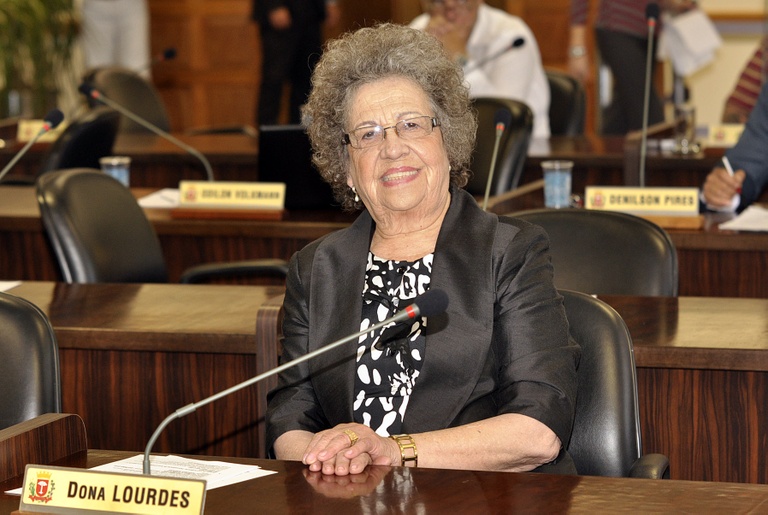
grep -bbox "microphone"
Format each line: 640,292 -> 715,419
142,288 -> 449,474
463,37 -> 525,74
135,47 -> 177,76
639,2 -> 660,187
482,108 -> 513,211
0,108 -> 64,183
78,82 -> 215,181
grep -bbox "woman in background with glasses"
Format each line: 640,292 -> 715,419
266,23 -> 579,476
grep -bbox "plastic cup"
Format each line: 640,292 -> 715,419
100,156 -> 131,187
542,160 -> 573,209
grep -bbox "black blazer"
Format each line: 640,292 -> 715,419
266,188 -> 579,456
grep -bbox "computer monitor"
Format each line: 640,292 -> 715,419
257,124 -> 339,210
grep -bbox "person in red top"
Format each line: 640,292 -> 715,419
721,36 -> 768,124
568,0 -> 695,134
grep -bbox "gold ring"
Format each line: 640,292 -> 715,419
342,429 -> 359,446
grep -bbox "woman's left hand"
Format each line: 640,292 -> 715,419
302,423 -> 398,475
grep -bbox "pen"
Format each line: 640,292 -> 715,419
722,156 -> 735,177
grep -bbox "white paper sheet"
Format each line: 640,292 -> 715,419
138,188 -> 180,208
718,205 -> 768,232
0,280 -> 21,292
5,455 -> 276,496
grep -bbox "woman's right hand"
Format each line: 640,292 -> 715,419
302,423 -> 399,476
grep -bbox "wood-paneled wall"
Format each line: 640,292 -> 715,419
147,0 -> 579,131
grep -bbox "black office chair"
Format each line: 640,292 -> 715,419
513,208 -> 678,296
466,97 -> 533,197
84,66 -> 255,135
562,289 -> 669,478
546,69 -> 586,136
0,292 -> 62,431
0,106 -> 121,186
38,105 -> 121,174
36,168 -> 288,284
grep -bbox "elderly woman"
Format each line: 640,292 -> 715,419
266,23 -> 580,476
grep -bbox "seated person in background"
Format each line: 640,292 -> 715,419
703,81 -> 768,212
410,0 -> 551,138
721,36 -> 768,124
266,23 -> 580,476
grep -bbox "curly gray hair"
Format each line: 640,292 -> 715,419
302,23 -> 477,211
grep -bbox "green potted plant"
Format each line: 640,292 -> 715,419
0,0 -> 78,119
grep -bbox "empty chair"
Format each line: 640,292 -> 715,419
562,289 -> 669,478
0,292 -> 62,431
38,105 -> 121,174
84,66 -> 255,135
36,168 -> 288,284
513,208 -> 678,296
466,97 -> 533,197
546,69 -> 586,136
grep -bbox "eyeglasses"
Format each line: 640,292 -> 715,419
424,0 -> 472,9
343,116 -> 441,149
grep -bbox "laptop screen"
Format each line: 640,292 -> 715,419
257,125 -> 339,210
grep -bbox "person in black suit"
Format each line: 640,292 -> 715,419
253,0 -> 340,125
266,23 -> 579,476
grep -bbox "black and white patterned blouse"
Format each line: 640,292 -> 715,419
352,251 -> 433,436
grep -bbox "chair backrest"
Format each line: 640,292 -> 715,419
86,66 -> 172,134
513,208 -> 678,296
466,97 -> 533,197
0,293 -> 62,430
36,168 -> 169,283
546,69 -> 586,136
561,289 -> 642,477
38,106 -> 121,175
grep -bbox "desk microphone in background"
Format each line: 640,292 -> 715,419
463,37 -> 525,74
142,288 -> 449,475
482,108 -> 513,211
135,47 -> 177,76
78,82 -> 215,181
0,108 -> 64,183
638,2 -> 660,188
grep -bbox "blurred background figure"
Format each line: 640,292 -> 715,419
410,0 -> 550,138
80,0 -> 152,79
253,0 -> 341,125
721,35 -> 768,124
568,0 -> 695,135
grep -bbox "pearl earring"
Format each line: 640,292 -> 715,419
352,187 -> 359,203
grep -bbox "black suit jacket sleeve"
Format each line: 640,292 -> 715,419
265,188 -> 579,453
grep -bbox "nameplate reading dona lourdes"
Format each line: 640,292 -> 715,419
19,464 -> 205,514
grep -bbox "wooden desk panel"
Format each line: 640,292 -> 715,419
3,453 -> 768,514
9,282 -> 284,458
2,185 -> 766,298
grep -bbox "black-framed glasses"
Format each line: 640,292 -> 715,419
343,116 -> 440,149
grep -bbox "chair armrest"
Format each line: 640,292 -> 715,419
179,259 -> 289,284
628,453 -> 670,479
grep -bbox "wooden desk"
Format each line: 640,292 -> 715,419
8,281 -> 284,459
0,133 -> 259,188
487,183 -> 768,299
1,185 -> 765,297
2,452 -> 768,513
7,282 -> 768,483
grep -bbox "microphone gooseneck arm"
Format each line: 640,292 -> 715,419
0,109 -> 64,183
639,4 -> 660,188
463,37 -> 525,74
142,289 -> 448,475
82,86 -> 215,181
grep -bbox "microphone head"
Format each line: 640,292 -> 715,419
511,37 -> 525,49
78,82 -> 96,98
645,2 -> 660,20
43,108 -> 64,129
163,47 -> 177,61
412,289 -> 449,318
493,108 -> 513,131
